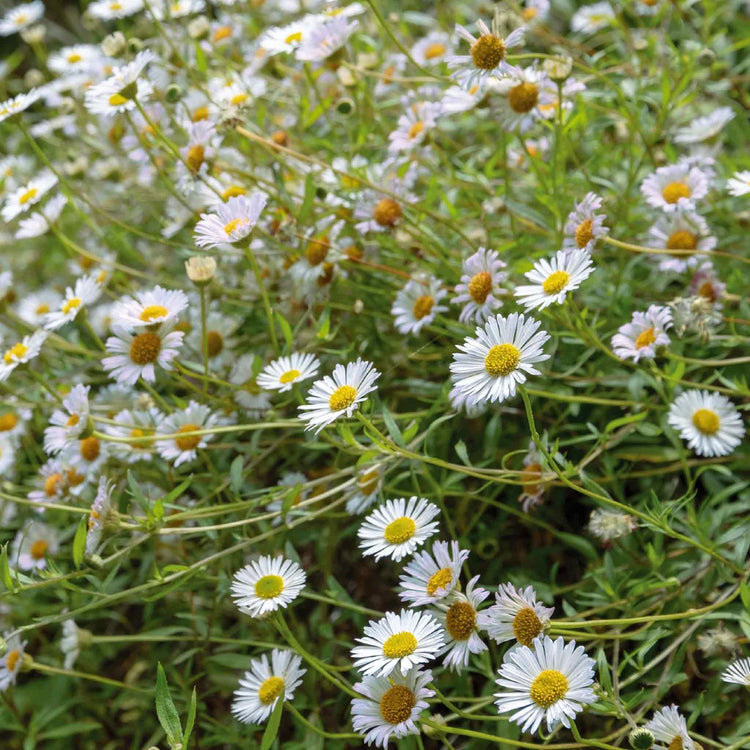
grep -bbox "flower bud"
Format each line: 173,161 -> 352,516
20,24 -> 45,44
629,728 -> 655,750
24,68 -> 45,88
101,31 -> 127,57
188,16 -> 210,40
543,54 -> 573,82
165,83 -> 182,103
185,256 -> 217,286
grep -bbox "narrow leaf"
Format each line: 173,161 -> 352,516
73,515 -> 88,569
155,663 -> 182,748
260,698 -> 283,750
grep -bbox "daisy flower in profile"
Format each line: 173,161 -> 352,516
351,667 -> 435,748
0,1 -> 44,36
43,384 -> 90,455
111,286 -> 189,329
727,170 -> 750,197
16,193 -> 67,239
647,212 -> 716,273
721,657 -> 750,687
257,352 -> 320,393
88,0 -> 144,20
102,323 -> 184,386
412,31 -> 452,66
452,247 -> 508,323
0,329 -> 48,382
345,465 -> 384,515
667,390 -> 744,457
298,358 -> 380,433
2,170 -> 57,222
44,274 -> 102,331
231,555 -> 306,618
640,164 -> 710,213
232,649 -> 306,725
358,496 -> 440,562
0,90 -> 40,124
194,193 -> 267,249
644,705 -> 695,750
11,521 -> 60,571
674,107 -> 735,144
450,312 -> 550,405
351,609 -> 445,677
399,540 -> 469,607
448,18 -> 524,89
478,583 -> 554,647
391,274 -> 448,335
295,16 -> 358,61
84,51 -> 155,117
611,305 -> 672,363
86,477 -> 114,556
388,101 -> 441,152
0,635 -> 27,691
563,193 -> 608,253
440,81 -> 488,115
571,2 -> 615,34
494,635 -> 596,734
515,248 -> 595,311
156,401 -> 219,467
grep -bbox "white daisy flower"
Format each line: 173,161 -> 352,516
257,352 -> 320,393
84,51 -> 156,117
690,262 -> 726,304
647,212 -> 716,273
104,407 -> 161,463
518,441 -> 546,512
298,358 -> 380,433
63,431 -> 108,479
640,164 -> 710,213
86,477 -> 115,556
345,465 -> 384,515
149,0 -> 205,20
187,311 -> 240,372
229,354 -> 273,418
477,582 -> 554,647
439,81 -> 488,114
667,390 -> 744,457
194,193 -> 267,249
494,66 -> 551,132
721,657 -> 750,686
434,576 -> 489,672
726,169 -> 750,197
351,666 -> 435,748
26,459 -> 79,506
515,248 -> 595,311
231,555 -> 307,618
452,247 -> 508,323
88,0 -> 144,21
44,274 -> 102,331
15,193 -> 67,239
399,540 -> 469,607
388,101 -> 441,152
156,401 -> 219,467
102,322 -> 184,386
450,312 -> 550,405
351,609 -> 445,677
0,89 -> 40,123
295,16 -> 358,61
0,635 -> 27,691
177,120 -> 221,185
494,635 -> 596,734
644,705 -> 695,750
232,649 -> 306,725
611,305 -> 673,363
563,193 -> 608,253
48,44 -> 105,76
674,107 -> 735,144
0,401 -> 32,443
521,0 -> 551,25
571,2 -> 615,34
259,19 -> 310,56
0,329 -> 48,383
0,435 -> 15,478
111,285 -> 189,330
448,18 -> 525,89
11,520 -> 60,571
412,31 -> 452,66
358,496 -> 440,562
449,383 -> 488,417
0,1 -> 44,36
2,169 -> 57,222
391,274 -> 448,335
43,384 -> 91,455
18,290 -> 63,327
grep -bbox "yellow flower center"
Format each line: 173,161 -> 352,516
130,428 -> 154,448
379,684 -> 416,724
697,281 -> 716,301
305,235 -> 330,266
383,516 -> 416,544
512,606 -> 543,646
108,93 -> 128,107
61,297 -> 82,314
230,93 -> 248,106
258,676 -> 285,705
575,218 -> 594,248
80,436 -> 100,462
223,218 -> 244,235
523,7 -> 539,20
44,473 -> 63,497
175,423 -> 201,451
206,331 -> 223,357
408,121 -> 425,140
285,31 -> 303,44
139,304 -> 168,322
372,198 -> 402,227
521,462 -> 542,496
426,567 -> 453,596
471,34 -> 506,70
328,384 -> 357,411
66,413 -> 80,427
412,295 -> 435,321
542,270 -> 570,295
110,1 -> 123,9
192,106 -> 210,121
692,408 -> 719,435
662,181 -> 691,204
634,327 -> 656,349
667,737 -> 684,750
67,53 -> 83,63
279,369 -> 300,384
6,650 -> 20,672
30,539 -> 48,560
382,632 -> 418,659
530,669 -> 568,708
359,469 -> 380,496
3,342 -> 28,365
424,42 -> 446,60
221,185 -> 246,201
35,303 -> 50,314
212,26 -> 232,43
508,82 -> 539,113
446,600 -> 476,641
484,343 -> 521,377
19,187 -> 38,205
0,413 -> 19,431
186,144 -> 205,173
129,331 -> 161,365
666,230 -> 697,251
468,271 -> 492,304
254,574 -> 284,599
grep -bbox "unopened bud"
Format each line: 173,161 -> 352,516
336,98 -> 355,116
353,299 -> 364,314
20,24 -> 45,44
185,255 -> 217,285
188,16 -> 210,39
422,714 -> 446,739
629,728 -> 655,750
101,31 -> 127,57
24,68 -> 45,88
543,54 -> 573,82
128,37 -> 144,54
696,47 -> 715,65
165,83 -> 182,103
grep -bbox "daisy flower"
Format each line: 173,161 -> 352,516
0,90 -> 40,124
518,441 -> 546,511
102,323 -> 184,386
64,432 -> 108,480
0,329 -> 48,382
448,18 -> 525,89
412,31 -> 452,66
345,465 -> 384,515
721,657 -> 750,686
295,16 -> 358,61
15,193 -> 67,239
440,81 -> 488,114
86,477 -> 114,556
231,555 -> 307,618
690,262 -> 725,304
674,107 -> 735,144
259,19 -> 311,56
647,212 -> 716,272
88,0 -> 144,20
230,354 -> 273,418
640,164 -> 710,213
257,352 -> 320,393
351,667 -> 435,748
358,496 -> 440,562
44,274 -> 102,331
514,248 -> 595,311
84,51 -> 156,117
351,609 -> 445,677
194,193 -> 267,249
156,401 -> 219,467
0,436 -> 15,478
494,635 -> 596,734
450,312 -> 550,405
667,390 -> 744,457
0,1 -> 44,36
104,408 -> 161,463
43,384 -> 91,455
2,170 -> 57,222
727,170 -> 750,197
477,583 -> 554,647
521,0 -> 550,25
111,286 -> 189,330
494,66 -> 550,132
571,2 -> 615,34
0,401 -> 31,443
452,247 -> 508,323
149,0 -> 205,20
0,635 -> 27,691
611,305 -> 672,363
11,520 -> 60,571
232,649 -> 306,725
48,44 -> 104,76
399,540 -> 469,607
298,358 -> 380,433
391,274 -> 448,335
563,193 -> 608,253
388,101 -> 441,152
644,705 -> 695,750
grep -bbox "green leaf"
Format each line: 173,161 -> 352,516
381,405 -> 405,448
73,515 -> 88,569
155,663 -> 182,749
597,647 -> 612,694
1,543 -> 15,591
275,311 -> 293,348
230,455 -> 244,493
298,173 -> 315,221
182,687 -> 197,748
127,470 -> 148,510
740,582 -> 750,613
260,697 -> 283,750
554,531 -> 598,561
162,476 -> 192,505
194,42 -> 206,73
153,497 -> 165,521
454,440 -> 471,466
316,309 -> 330,340
604,411 -> 647,433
